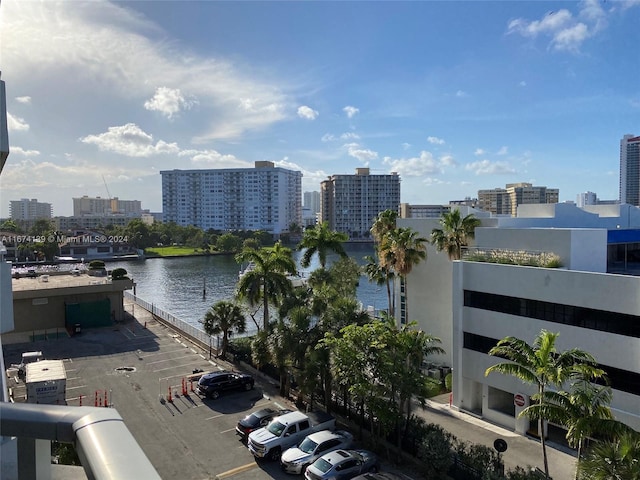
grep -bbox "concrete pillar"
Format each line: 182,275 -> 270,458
17,437 -> 51,480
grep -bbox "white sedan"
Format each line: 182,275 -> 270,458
281,430 -> 353,474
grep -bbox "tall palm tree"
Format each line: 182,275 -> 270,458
537,380 -> 631,480
384,227 -> 427,324
578,431 -> 640,480
430,209 -> 481,260
485,330 -> 604,479
370,209 -> 398,245
363,254 -> 393,316
201,300 -> 246,358
298,222 -> 348,269
235,242 -> 297,330
370,210 -> 398,315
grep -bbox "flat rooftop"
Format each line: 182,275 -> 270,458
12,273 -> 115,292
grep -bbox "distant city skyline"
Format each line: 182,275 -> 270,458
1,1 -> 639,217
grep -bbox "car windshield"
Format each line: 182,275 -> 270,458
312,458 -> 332,473
298,438 -> 319,454
267,421 -> 285,436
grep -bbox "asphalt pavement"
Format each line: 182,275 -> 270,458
2,299 -> 578,480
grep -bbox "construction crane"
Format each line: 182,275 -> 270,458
102,175 -> 112,200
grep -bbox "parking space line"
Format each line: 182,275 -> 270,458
154,362 -> 207,373
206,413 -> 224,420
140,348 -> 187,358
219,427 -> 236,434
66,385 -> 87,390
216,462 -> 258,479
146,354 -> 199,365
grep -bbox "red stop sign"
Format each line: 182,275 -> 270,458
514,394 -> 525,407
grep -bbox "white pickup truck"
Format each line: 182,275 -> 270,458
247,410 -> 335,461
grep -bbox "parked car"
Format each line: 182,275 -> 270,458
281,430 -> 354,474
236,407 -> 292,442
304,449 -> 379,480
351,473 -> 406,480
196,371 -> 254,399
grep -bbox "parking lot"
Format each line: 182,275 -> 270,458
3,304 -> 392,480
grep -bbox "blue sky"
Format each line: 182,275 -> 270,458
1,0 -> 639,217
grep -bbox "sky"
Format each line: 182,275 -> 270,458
1,0 -> 639,218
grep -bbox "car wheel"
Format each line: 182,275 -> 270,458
244,382 -> 252,391
268,447 -> 281,461
210,390 -> 220,400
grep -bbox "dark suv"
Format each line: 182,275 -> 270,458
236,407 -> 292,442
196,371 -> 254,399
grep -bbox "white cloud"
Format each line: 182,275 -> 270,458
423,177 -> 446,186
497,146 -> 509,155
382,150 -> 447,177
178,149 -> 248,168
343,106 -> 359,118
297,105 -> 319,120
427,136 -> 445,145
346,144 -> 378,163
7,112 -> 29,132
402,143 -> 411,150
505,0 -> 631,53
519,81 -> 527,87
340,132 -> 360,140
80,123 -> 180,157
440,155 -> 457,166
15,96 -> 32,104
553,23 -> 590,52
465,159 -> 516,175
474,148 -> 486,156
8,146 -> 40,157
144,86 -> 196,119
321,134 -> 336,142
2,1 -> 290,143
456,90 -> 468,98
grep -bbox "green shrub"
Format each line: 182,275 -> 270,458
416,424 -> 455,479
445,372 -> 453,391
89,260 -> 106,269
111,268 -> 128,280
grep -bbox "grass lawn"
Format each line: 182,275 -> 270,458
145,246 -> 209,257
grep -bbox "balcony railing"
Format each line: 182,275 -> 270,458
0,402 -> 161,480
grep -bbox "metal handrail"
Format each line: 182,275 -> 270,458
0,402 -> 161,480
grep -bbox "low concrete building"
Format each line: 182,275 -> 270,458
9,272 -> 134,339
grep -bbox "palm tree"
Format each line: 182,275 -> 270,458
370,210 -> 398,315
578,431 -> 640,480
430,209 -> 481,260
235,242 -> 297,330
538,380 -> 631,480
370,209 -> 398,245
485,330 -> 605,479
384,227 -> 427,324
363,254 -> 393,316
201,300 -> 246,358
298,222 -> 348,269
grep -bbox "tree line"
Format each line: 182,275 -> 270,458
200,209 -> 639,479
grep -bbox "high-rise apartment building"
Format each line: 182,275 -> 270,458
303,191 -> 321,215
9,198 -> 52,220
576,191 -> 598,208
73,196 -> 142,217
319,168 -> 400,239
620,134 -> 640,206
161,161 -> 302,234
477,183 -> 559,216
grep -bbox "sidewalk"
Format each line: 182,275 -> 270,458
418,394 -> 577,479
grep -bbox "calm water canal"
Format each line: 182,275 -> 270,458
109,243 -> 387,329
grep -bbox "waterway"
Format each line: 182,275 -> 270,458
109,243 -> 387,329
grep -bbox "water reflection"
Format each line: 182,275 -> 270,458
109,244 -> 387,328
